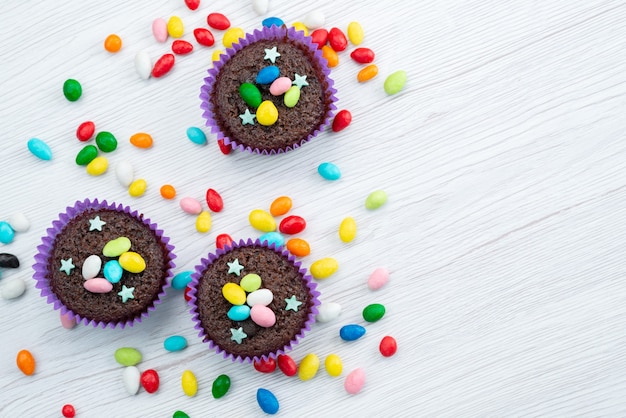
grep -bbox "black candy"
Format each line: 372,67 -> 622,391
0,253 -> 19,268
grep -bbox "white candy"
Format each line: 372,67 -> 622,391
115,161 -> 134,187
316,301 -> 341,323
9,212 -> 30,232
0,278 -> 26,299
81,254 -> 102,280
252,0 -> 269,15
122,366 -> 141,395
302,11 -> 325,29
246,288 -> 273,306
134,51 -> 152,80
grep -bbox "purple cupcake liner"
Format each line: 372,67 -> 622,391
199,25 -> 338,155
188,238 -> 321,363
32,198 -> 176,329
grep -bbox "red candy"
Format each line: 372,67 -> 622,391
217,138 -> 232,154
254,357 -> 277,373
184,285 -> 192,302
328,27 -> 348,52
332,109 -> 352,132
207,13 -> 230,30
172,40 -> 193,55
310,28 -> 328,49
76,121 -> 95,142
194,28 -> 215,47
206,188 -> 224,212
216,233 -> 233,250
151,54 -> 175,78
379,336 -> 397,357
279,215 -> 306,235
140,369 -> 160,393
350,47 -> 375,64
277,354 -> 297,376
185,0 -> 200,10
62,404 -> 76,418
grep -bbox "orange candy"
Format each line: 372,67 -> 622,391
160,184 -> 176,199
321,45 -> 339,67
269,196 -> 292,216
357,64 -> 378,83
286,238 -> 311,257
16,349 -> 36,376
130,132 -> 153,148
104,34 -> 122,53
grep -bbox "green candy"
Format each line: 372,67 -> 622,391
95,131 -> 118,152
75,145 -> 98,166
383,70 -> 407,95
362,303 -> 386,322
365,190 -> 387,210
173,411 -> 190,418
114,347 -> 142,367
240,273 -> 261,292
239,82 -> 262,108
103,236 -> 131,257
283,85 -> 301,108
63,78 -> 82,101
212,374 -> 231,399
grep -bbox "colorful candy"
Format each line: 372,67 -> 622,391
379,336 -> 397,357
186,126 -> 207,145
310,28 -> 328,48
173,411 -> 190,418
350,47 -> 375,64
262,16 -> 284,27
222,282 -> 246,305
247,288 -> 273,306
181,370 -> 198,397
365,189 -> 388,209
339,216 -> 357,242
172,40 -> 193,55
115,161 -> 134,187
269,196 -> 292,216
324,353 -> 343,377
167,16 -> 184,38
152,53 -> 175,78
223,27 -> 244,48
256,388 -> 279,414
249,209 -> 276,232
212,374 -> 231,399
256,100 -> 279,125
122,366 -> 141,395
227,304 -> 251,321
130,132 -> 153,148
279,215 -> 306,235
171,271 -> 193,290
207,13 -> 231,30
195,211 -> 212,233
180,197 -> 202,215
363,303 -> 386,322
277,354 -> 298,376
104,34 -> 122,52
328,27 -> 348,51
357,64 -> 378,82
119,251 -> 146,273
302,10 -> 325,29
0,222 -> 15,244
256,66 -> 280,84
128,179 -> 147,197
103,237 -> 131,257
344,368 -> 366,394
95,131 -> 117,152
152,18 -> 168,42
298,353 -> 320,381
239,82 -> 262,107
81,254 -> 102,280
368,267 -> 389,290
63,78 -> 82,102
332,109 -> 352,132
75,145 -> 97,166
340,324 -> 366,341
83,278 -> 113,293
318,162 -> 341,180
250,304 -> 276,327
283,85 -> 301,108
140,369 -> 160,393
316,301 -> 341,322
252,0 -> 269,15
194,28 -> 215,46
27,138 -> 52,161
76,121 -> 95,141
115,347 -> 142,367
309,257 -> 338,279
134,51 -> 152,80
184,0 -> 200,10
216,233 -> 233,249
259,231 -> 284,248
8,213 -> 29,232
321,45 -> 339,67
254,357 -> 277,373
103,260 -> 123,283
160,184 -> 176,199
269,77 -> 292,95
239,273 -> 261,292
0,278 -> 26,300
205,188 -> 224,212
285,238 -> 310,257
347,21 -> 364,45
86,156 -> 108,176
61,404 -> 76,418
16,349 -> 36,375
384,70 -> 407,95
60,312 -> 76,329
291,21 -> 308,35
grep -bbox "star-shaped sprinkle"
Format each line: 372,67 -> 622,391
227,259 -> 245,276
285,295 -> 303,312
292,73 -> 309,89
59,258 -> 75,275
263,46 -> 281,63
239,109 -> 256,125
88,216 -> 106,231
230,327 -> 248,344
118,285 -> 135,303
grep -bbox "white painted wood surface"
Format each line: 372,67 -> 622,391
2,0 -> 626,416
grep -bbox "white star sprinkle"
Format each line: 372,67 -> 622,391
292,73 -> 309,89
227,259 -> 245,276
263,46 -> 281,63
59,258 -> 75,275
117,285 -> 135,303
239,109 -> 256,125
88,216 -> 106,231
230,327 -> 247,344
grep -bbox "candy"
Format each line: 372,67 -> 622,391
384,70 -> 407,95
216,233 -> 233,250
95,131 -> 117,152
363,303 -> 385,322
380,336 -> 397,357
249,209 -> 276,232
302,10 -> 325,29
357,64 -> 378,82
259,231 -> 284,248
365,190 -> 388,209
171,271 -> 193,290
223,27 -> 244,48
63,78 -> 82,101
205,188 -> 224,212
0,278 -> 26,300
83,278 -> 112,293
318,162 -> 341,180
119,251 -> 146,273
8,213 -> 30,232
310,28 -> 328,48
186,126 -> 207,145
208,12 -> 231,30
368,267 -> 389,290
86,156 -> 108,176
75,145 -> 98,166
140,369 -> 160,393
324,353 -> 343,377
152,53 -> 175,78
218,138 -> 232,153
60,312 -> 76,329
61,404 -> 76,418
115,161 -> 134,187
298,353 -> 320,381
239,82 -> 262,107
279,215 -> 306,235
27,138 -> 52,161
254,357 -> 277,373
103,237 -> 131,257
0,253 -> 19,268
103,260 -> 123,283
0,222 -> 14,244
328,27 -> 348,52
332,109 -> 352,132
250,304 -> 276,327
240,273 -> 262,292
286,238 -> 310,257
256,66 -> 280,84
269,77 -> 292,96
277,354 -> 298,376
222,282 -> 246,305
167,16 -> 184,38
310,257 -> 338,279
122,366 -> 141,395
173,411 -> 190,418
76,121 -> 95,141
227,304 -> 251,321
269,196 -> 292,216
350,47 -> 375,64
130,132 -> 153,148
257,388 -> 279,414
16,349 -> 35,375
339,216 -> 356,242
252,0 -> 269,15
152,18 -> 168,42
347,21 -> 364,45
321,45 -> 338,67
255,100 -> 278,126
180,197 -> 202,214
181,370 -> 198,397
292,21 -> 308,35
212,49 -> 224,62
194,28 -> 215,46
212,374 -> 231,399
134,51 -> 152,80
340,324 -> 366,341
195,211 -> 212,233
185,0 -> 200,10
128,179 -> 147,197
81,254 -> 102,280
184,286 -> 192,302
316,301 -> 341,322
104,34 -> 122,52
160,184 -> 176,199
344,368 -> 365,394
262,16 -> 284,28
172,40 -> 193,55
283,85 -> 301,108
247,288 -> 273,306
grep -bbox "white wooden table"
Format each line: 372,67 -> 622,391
2,0 -> 626,416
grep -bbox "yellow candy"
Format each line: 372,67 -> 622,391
309,257 -> 338,279
298,353 -> 320,381
86,156 -> 108,176
128,179 -> 147,197
212,49 -> 224,62
339,217 -> 357,243
181,370 -> 198,397
195,211 -> 212,233
292,21 -> 308,36
347,21 -> 364,45
167,16 -> 184,38
249,209 -> 276,232
324,354 -> 343,377
118,251 -> 146,273
222,27 -> 244,48
256,100 -> 278,126
222,282 -> 246,305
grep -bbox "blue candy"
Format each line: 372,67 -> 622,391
317,162 -> 341,181
164,335 -> 188,352
262,17 -> 284,28
186,126 -> 207,145
27,138 -> 53,161
259,231 -> 284,249
339,324 -> 366,341
172,270 -> 193,290
256,66 -> 280,84
227,305 -> 251,321
103,260 -> 123,284
0,222 -> 15,244
257,388 -> 279,414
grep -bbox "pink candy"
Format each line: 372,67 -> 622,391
250,305 -> 276,327
83,278 -> 113,293
60,312 -> 76,329
269,77 -> 292,96
344,368 -> 366,394
152,18 -> 168,42
367,267 -> 389,290
180,197 -> 202,214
